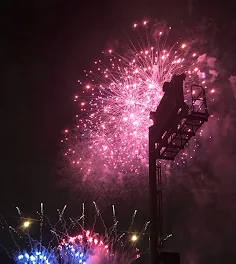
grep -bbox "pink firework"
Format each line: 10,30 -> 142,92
58,230 -> 139,264
62,20 -> 217,183
58,230 -> 109,263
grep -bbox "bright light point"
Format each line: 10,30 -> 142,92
133,23 -> 137,28
108,49 -> 112,53
192,53 -> 196,57
159,31 -> 163,35
64,129 -> 68,133
143,20 -> 147,25
181,44 -> 186,48
23,221 -> 31,228
86,85 -> 91,89
131,234 -> 138,242
211,89 -> 215,93
201,72 -> 206,78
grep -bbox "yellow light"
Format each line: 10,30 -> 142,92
23,221 -> 31,228
131,234 -> 138,242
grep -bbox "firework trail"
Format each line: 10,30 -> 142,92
61,20 -> 218,195
0,204 -> 148,264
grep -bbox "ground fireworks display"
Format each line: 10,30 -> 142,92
1,204 -> 145,264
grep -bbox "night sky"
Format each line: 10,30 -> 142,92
2,1 -> 236,263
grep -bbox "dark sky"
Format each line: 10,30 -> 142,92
1,0 -> 236,263
1,0 -> 196,210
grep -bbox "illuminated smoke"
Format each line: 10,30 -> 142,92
61,20 -> 218,192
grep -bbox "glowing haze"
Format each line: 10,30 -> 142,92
62,20 -> 216,183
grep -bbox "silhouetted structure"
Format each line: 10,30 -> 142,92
149,74 -> 209,264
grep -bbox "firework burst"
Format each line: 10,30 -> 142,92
1,204 -> 147,264
61,20 -> 217,189
58,230 -> 109,264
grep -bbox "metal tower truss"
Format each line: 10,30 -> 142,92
156,85 -> 209,160
157,162 -> 163,250
149,75 -> 210,264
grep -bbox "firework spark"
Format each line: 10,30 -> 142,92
62,20 -> 217,186
1,204 -> 147,264
16,247 -> 58,264
58,230 -> 109,264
